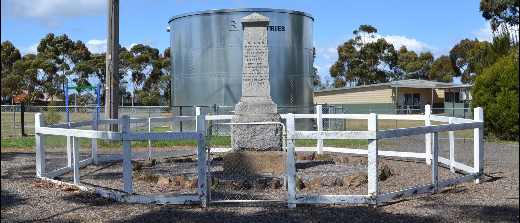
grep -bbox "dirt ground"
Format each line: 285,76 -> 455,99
1,141 -> 518,223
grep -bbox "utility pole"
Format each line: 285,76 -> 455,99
106,0 -> 119,130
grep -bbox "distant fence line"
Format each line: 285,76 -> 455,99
1,104 -> 473,138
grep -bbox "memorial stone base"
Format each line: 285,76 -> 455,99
231,99 -> 282,151
223,151 -> 286,178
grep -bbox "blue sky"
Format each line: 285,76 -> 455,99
1,0 -> 492,84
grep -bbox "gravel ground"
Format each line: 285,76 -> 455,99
1,141 -> 518,223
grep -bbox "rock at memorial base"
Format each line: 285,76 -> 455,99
157,176 -> 171,187
132,161 -> 143,171
342,173 -> 368,188
184,177 -> 198,189
314,154 -> 333,162
223,151 -> 286,177
173,175 -> 184,186
379,163 -> 394,181
270,178 -> 282,189
144,159 -> 158,167
255,178 -> 269,190
137,173 -> 159,183
297,152 -> 316,161
296,177 -> 305,191
308,177 -> 322,189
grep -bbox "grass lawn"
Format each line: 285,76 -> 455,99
1,116 -> 475,152
0,135 -> 368,151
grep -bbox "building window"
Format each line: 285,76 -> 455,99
446,92 -> 462,103
404,93 -> 421,106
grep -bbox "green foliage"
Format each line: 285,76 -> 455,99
429,56 -> 455,82
449,39 -> 495,83
396,46 -> 434,80
44,109 -> 63,124
135,89 -> 160,106
472,48 -> 519,140
480,0 -> 519,32
1,41 -> 22,99
1,33 -> 173,106
330,25 -> 398,87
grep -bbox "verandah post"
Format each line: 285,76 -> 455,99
195,107 -> 208,207
316,105 -> 323,154
286,113 -> 297,208
474,107 -> 484,183
367,113 -> 378,204
35,113 -> 46,177
121,115 -> 133,193
424,104 -> 432,165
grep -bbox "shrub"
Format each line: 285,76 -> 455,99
471,48 -> 519,141
44,109 -> 62,124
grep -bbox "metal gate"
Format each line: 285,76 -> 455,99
206,122 -> 288,204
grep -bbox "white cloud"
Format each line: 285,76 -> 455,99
7,0 -> 105,18
314,34 -> 435,83
86,39 -> 107,54
474,22 -> 493,42
474,22 -> 520,43
23,43 -> 39,55
379,34 -> 433,52
314,47 -> 337,80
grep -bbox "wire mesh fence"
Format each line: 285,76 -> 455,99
1,104 -> 474,139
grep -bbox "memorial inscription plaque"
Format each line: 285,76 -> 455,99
231,13 -> 283,151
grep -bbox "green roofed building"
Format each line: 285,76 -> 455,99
313,79 -> 472,116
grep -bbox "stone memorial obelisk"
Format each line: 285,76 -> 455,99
231,13 -> 282,151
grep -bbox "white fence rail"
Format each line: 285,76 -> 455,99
282,105 -> 484,207
34,107 -> 208,206
34,104 -> 484,208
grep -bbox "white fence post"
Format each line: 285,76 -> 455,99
91,109 -> 98,164
195,107 -> 202,157
121,115 -> 133,193
432,132 -> 439,193
72,136 -> 80,184
316,105 -> 323,154
147,117 -> 152,160
474,107 -> 484,183
35,113 -> 46,177
424,104 -> 432,165
195,107 -> 208,208
367,113 -> 378,204
286,113 -> 297,208
67,136 -> 73,168
448,117 -> 455,173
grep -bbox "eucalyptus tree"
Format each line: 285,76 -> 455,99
1,41 -> 21,100
480,0 -> 519,34
329,25 -> 398,87
396,46 -> 434,80
429,56 -> 455,83
36,33 -> 92,101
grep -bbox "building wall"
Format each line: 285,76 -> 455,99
314,86 -> 393,105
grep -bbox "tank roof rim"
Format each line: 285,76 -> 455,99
168,8 -> 314,23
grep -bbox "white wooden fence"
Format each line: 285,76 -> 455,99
202,105 -> 484,207
34,107 -> 208,206
34,104 -> 484,208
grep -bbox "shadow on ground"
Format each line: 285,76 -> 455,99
1,190 -> 26,209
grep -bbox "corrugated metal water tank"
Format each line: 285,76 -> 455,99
168,8 -> 314,114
